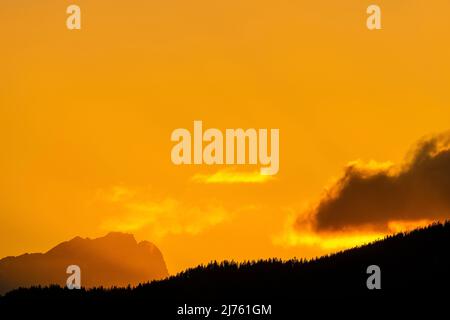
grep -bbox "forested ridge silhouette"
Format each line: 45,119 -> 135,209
1,221 -> 449,316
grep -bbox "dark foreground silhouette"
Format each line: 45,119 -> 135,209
0,232 -> 168,295
1,222 -> 449,317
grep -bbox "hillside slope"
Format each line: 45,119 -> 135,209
1,222 -> 449,316
0,232 -> 168,294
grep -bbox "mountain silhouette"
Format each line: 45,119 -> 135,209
1,222 -> 450,317
0,232 -> 168,295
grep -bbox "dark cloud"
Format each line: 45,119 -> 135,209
301,133 -> 450,231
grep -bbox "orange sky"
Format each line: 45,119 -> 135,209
1,0 -> 450,274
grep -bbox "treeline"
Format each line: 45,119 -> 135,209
1,221 -> 450,315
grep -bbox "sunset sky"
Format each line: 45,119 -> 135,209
1,0 -> 450,274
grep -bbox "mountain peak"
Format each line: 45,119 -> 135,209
0,233 -> 168,295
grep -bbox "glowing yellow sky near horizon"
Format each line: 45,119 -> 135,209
1,0 -> 450,274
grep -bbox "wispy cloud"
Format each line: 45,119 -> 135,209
274,228 -> 384,250
98,187 -> 231,239
275,213 -> 434,250
273,209 -> 384,250
192,169 -> 274,184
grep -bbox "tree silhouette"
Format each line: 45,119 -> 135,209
1,221 -> 449,316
